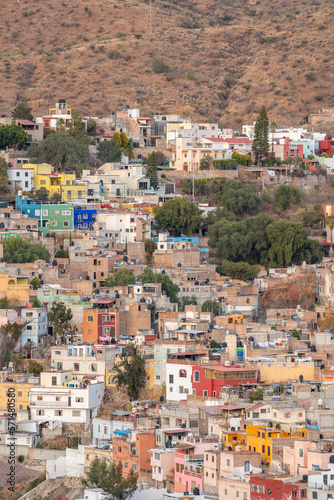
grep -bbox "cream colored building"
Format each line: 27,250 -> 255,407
171,137 -> 229,172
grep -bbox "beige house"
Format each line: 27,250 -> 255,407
171,137 -> 229,172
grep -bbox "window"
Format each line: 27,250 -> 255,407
193,371 -> 200,382
225,490 -> 228,495
76,397 -> 84,403
259,486 -> 265,493
312,493 -> 317,499
54,410 -> 63,416
169,374 -> 174,384
179,386 -> 184,393
72,410 -> 81,416
244,494 -> 247,500
267,446 -> 270,456
43,209 -> 48,216
300,490 -> 306,498
227,459 -> 230,466
125,462 -> 128,468
37,396 -> 43,401
18,391 -> 22,397
179,369 -> 187,378
203,390 -> 208,397
74,363 -> 79,371
268,489 -> 272,495
52,377 -> 57,386
155,453 -> 160,460
118,446 -> 121,452
37,410 -> 45,416
51,221 -> 57,227
292,490 -> 297,498
133,464 -> 137,470
299,448 -> 303,458
190,421 -> 198,428
63,221 -> 69,227
88,316 -> 93,322
236,493 -> 239,498
62,210 -> 71,215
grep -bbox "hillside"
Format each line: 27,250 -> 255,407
0,0 -> 333,126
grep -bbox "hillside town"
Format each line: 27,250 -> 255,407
2,100 -> 334,500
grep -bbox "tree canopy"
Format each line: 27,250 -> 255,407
252,105 -> 269,164
3,236 -> 50,263
0,158 -> 9,193
97,140 -> 122,163
139,267 -> 180,304
104,268 -> 136,287
216,260 -> 259,281
67,110 -> 89,144
12,101 -> 34,121
216,180 -> 260,217
154,198 -> 201,236
0,124 -> 27,149
208,214 -> 323,267
114,343 -> 146,400
48,302 -> 73,340
27,132 -> 89,170
274,185 -> 302,210
87,458 -> 138,500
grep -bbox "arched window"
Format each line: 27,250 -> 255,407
193,371 -> 200,382
179,369 -> 187,378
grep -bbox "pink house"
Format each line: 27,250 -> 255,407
150,448 -> 175,488
174,445 -> 203,494
283,440 -> 332,475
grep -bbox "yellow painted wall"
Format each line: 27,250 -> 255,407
260,362 -> 315,383
221,430 -> 247,451
22,163 -> 52,187
0,383 -> 35,411
0,273 -> 30,302
145,358 -> 154,388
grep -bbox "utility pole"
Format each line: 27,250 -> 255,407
192,165 -> 195,203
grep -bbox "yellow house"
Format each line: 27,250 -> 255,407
22,164 -> 86,202
145,357 -> 154,388
0,273 -> 29,303
259,361 -> 315,384
221,430 -> 247,451
0,383 -> 35,411
246,425 -> 307,464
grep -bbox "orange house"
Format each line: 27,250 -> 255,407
112,430 -> 155,481
83,300 -> 121,343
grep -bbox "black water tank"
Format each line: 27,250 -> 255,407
193,488 -> 200,495
330,455 -> 334,464
302,474 -> 308,482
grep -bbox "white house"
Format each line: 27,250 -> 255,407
308,460 -> 334,500
21,307 -> 48,347
7,167 -> 34,193
94,210 -> 151,243
166,361 -> 194,402
92,416 -> 134,447
29,382 -> 104,429
47,445 -> 85,479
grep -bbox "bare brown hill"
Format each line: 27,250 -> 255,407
0,0 -> 333,126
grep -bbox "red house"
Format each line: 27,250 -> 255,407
284,139 -> 304,160
192,365 -> 257,398
250,475 -> 307,499
318,135 -> 334,155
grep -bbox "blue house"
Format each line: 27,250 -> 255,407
74,207 -> 97,230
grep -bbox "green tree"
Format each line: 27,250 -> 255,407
3,236 -> 50,263
67,110 -> 89,144
87,458 -> 138,500
252,105 -> 269,165
139,268 -> 180,303
144,239 -> 157,265
270,119 -> 277,159
0,124 -> 27,149
32,297 -> 42,308
120,131 -> 128,149
112,131 -> 122,147
216,260 -> 258,281
87,118 -> 97,134
0,157 -> 9,193
114,343 -> 146,400
145,151 -> 159,189
179,295 -> 197,310
291,329 -> 301,340
35,187 -> 49,201
274,185 -> 302,210
28,361 -> 43,375
200,155 -> 212,170
104,268 -> 136,287
55,248 -> 69,258
249,388 -> 264,402
31,277 -> 41,290
217,180 -> 260,217
154,198 -> 201,236
12,100 -> 34,121
210,340 -> 221,349
48,302 -> 73,340
143,151 -> 166,166
97,140 -> 122,163
202,300 -> 222,315
27,132 -> 89,171
231,152 -> 251,166
153,58 -> 169,74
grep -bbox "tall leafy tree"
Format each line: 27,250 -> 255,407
12,100 -> 33,121
145,151 -> 159,190
139,267 -> 179,303
112,131 -> 122,147
48,302 -> 73,340
97,140 -> 122,163
67,110 -> 89,144
114,343 -> 146,400
3,236 -> 50,263
216,260 -> 258,281
27,132 -> 89,170
274,185 -> 302,210
0,124 -> 27,149
0,157 -> 8,193
87,458 -> 138,500
154,198 -> 201,236
252,105 -> 269,165
217,180 -> 260,217
104,268 -> 136,287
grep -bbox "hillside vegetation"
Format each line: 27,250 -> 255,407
0,0 -> 333,125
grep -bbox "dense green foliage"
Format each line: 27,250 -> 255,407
104,268 -> 136,287
97,139 -> 122,163
252,105 -> 269,164
249,388 -> 264,402
296,206 -> 324,228
202,300 -> 223,315
48,302 -> 73,339
12,100 -> 33,121
179,295 -> 198,310
139,267 -> 180,303
144,151 -> 159,189
0,124 -> 27,149
0,157 -> 8,193
87,458 -> 138,500
216,260 -> 258,281
114,344 -> 146,400
208,214 -> 323,267
212,159 -> 237,170
231,152 -> 251,166
154,198 -> 201,236
274,185 -> 302,210
3,236 -> 50,263
27,132 -> 89,170
217,180 -> 260,217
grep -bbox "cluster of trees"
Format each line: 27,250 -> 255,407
97,131 -> 134,163
142,150 -> 167,190
208,214 -> 323,268
87,457 -> 138,500
3,237 -> 50,264
48,302 -> 73,340
0,124 -> 27,150
114,343 -> 146,400
154,198 -> 201,236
